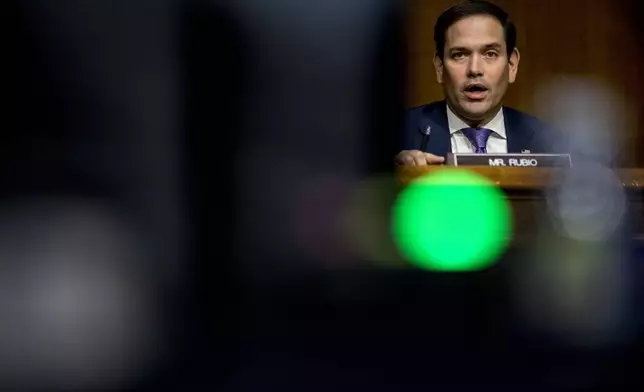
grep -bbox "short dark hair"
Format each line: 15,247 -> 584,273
433,0 -> 516,60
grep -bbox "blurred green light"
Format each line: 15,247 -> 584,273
392,169 -> 511,271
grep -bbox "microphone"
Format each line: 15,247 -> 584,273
420,125 -> 431,151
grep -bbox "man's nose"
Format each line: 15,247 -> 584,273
467,54 -> 483,77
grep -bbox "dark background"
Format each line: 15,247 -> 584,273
6,0 -> 644,390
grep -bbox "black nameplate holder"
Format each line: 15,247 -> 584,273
446,153 -> 572,167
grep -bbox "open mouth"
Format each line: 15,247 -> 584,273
464,84 -> 488,99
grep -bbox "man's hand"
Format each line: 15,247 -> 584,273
395,150 -> 445,166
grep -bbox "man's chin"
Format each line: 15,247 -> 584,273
461,107 -> 490,121
450,100 -> 496,122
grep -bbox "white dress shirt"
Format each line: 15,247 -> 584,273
446,105 -> 507,153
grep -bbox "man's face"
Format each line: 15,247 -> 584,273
434,15 -> 519,125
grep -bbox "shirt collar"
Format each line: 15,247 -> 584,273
446,104 -> 507,139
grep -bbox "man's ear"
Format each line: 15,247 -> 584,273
508,47 -> 520,84
433,52 -> 444,84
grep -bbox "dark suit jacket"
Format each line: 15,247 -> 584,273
400,100 -> 564,157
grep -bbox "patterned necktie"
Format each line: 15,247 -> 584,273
461,127 -> 492,153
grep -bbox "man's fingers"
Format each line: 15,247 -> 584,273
424,153 -> 445,164
395,152 -> 413,165
395,150 -> 445,166
413,153 -> 427,166
396,150 -> 421,165
401,155 -> 415,165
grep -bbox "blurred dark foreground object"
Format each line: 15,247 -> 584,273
6,0 -> 644,391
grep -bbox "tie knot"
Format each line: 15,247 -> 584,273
461,127 -> 492,153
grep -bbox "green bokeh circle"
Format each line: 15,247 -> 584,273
392,169 -> 512,271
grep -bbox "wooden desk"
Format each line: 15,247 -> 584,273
397,166 -> 644,189
395,166 -> 644,244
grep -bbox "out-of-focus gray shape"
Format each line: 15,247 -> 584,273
0,199 -> 162,391
533,76 -> 629,166
512,76 -> 634,349
546,163 -> 627,242
228,0 -> 401,279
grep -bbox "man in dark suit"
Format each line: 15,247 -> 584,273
396,0 -> 561,166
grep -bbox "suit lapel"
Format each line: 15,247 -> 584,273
415,103 -> 537,155
417,101 -> 451,156
504,107 -> 534,153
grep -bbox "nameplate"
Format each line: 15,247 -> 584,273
446,153 -> 572,167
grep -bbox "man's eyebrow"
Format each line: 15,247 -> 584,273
448,43 -> 503,52
482,43 -> 503,50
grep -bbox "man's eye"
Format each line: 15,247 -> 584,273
484,51 -> 499,58
452,52 -> 466,59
